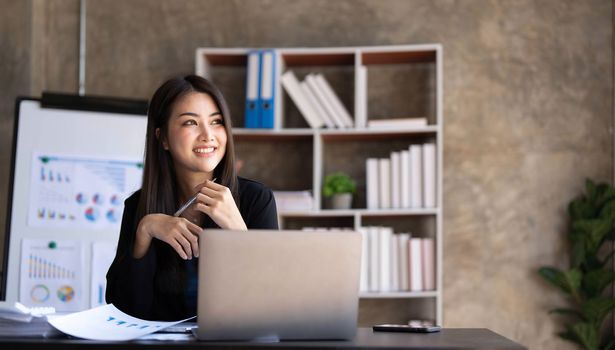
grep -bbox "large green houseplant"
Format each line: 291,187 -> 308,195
539,180 -> 615,350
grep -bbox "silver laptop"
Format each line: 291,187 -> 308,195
195,229 -> 362,341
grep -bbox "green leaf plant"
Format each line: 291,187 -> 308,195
539,179 -> 615,350
322,172 -> 356,198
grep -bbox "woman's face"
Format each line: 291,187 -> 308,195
161,92 -> 227,181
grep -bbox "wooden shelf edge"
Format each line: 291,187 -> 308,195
278,208 -> 439,217
359,291 -> 438,299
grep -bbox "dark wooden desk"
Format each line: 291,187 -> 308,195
0,327 -> 525,349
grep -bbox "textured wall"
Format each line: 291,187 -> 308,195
0,1 -> 612,349
0,0 -> 32,281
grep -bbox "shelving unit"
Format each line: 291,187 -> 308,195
196,44 -> 443,325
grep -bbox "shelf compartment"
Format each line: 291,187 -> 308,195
280,215 -> 354,231
364,63 -> 437,126
234,137 -> 312,192
280,52 -> 355,129
360,216 -> 436,238
321,135 -> 436,210
358,298 -> 436,326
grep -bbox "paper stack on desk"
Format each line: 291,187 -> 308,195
48,304 -> 194,341
0,301 -> 55,323
0,301 -> 58,338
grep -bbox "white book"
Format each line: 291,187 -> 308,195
400,150 -> 410,208
409,145 -> 423,208
355,66 -> 367,128
368,227 -> 380,292
390,152 -> 401,209
358,227 -> 369,293
378,227 -> 393,292
398,233 -> 410,291
280,71 -> 323,129
315,74 -> 354,128
409,238 -> 423,291
366,158 -> 379,210
299,80 -> 335,129
305,74 -> 345,128
367,117 -> 428,129
272,190 -> 313,212
422,238 -> 436,291
422,143 -> 437,208
390,233 -> 399,291
378,158 -> 391,209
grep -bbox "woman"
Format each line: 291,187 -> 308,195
106,75 -> 278,321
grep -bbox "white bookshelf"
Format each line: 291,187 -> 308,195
196,44 -> 443,325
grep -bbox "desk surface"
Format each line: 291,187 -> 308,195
0,327 -> 525,350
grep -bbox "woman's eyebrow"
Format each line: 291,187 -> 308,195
176,111 -> 221,118
177,112 -> 199,118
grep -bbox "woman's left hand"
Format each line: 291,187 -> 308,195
194,180 -> 248,230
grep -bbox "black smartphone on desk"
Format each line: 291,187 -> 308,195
373,324 -> 442,333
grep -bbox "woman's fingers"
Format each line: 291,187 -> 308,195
175,233 -> 193,260
169,239 -> 188,260
199,186 -> 222,200
180,227 -> 200,258
186,220 -> 203,235
145,215 -> 203,260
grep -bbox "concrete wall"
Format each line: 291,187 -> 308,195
0,1 -> 612,349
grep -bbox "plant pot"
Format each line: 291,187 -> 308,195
331,193 -> 352,210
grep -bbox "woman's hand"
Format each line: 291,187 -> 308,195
194,180 -> 248,230
134,213 -> 203,260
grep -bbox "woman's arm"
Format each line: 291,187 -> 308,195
134,214 -> 202,260
105,192 -> 158,319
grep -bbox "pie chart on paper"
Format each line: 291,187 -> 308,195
57,285 -> 75,302
84,207 -> 99,222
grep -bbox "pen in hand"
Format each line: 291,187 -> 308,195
173,178 -> 217,217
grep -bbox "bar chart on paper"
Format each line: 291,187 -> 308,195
27,152 -> 142,230
20,239 -> 85,312
91,242 -> 117,307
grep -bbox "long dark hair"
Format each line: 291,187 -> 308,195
138,75 -> 238,220
136,75 -> 237,316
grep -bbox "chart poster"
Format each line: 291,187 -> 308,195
19,239 -> 85,312
91,242 -> 117,308
27,152 -> 143,229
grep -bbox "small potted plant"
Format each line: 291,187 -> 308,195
323,172 -> 356,209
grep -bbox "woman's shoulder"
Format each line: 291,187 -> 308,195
236,177 -> 278,229
124,189 -> 142,207
237,176 -> 272,196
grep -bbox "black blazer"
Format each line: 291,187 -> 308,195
105,177 -> 278,320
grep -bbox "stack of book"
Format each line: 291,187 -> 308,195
281,70 -> 354,129
366,143 -> 437,210
272,190 -> 314,212
358,227 -> 436,293
244,49 -> 276,129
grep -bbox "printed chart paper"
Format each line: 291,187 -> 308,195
28,152 -> 142,229
48,304 -> 195,341
91,242 -> 117,308
19,239 -> 85,312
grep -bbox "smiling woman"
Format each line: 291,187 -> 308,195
105,75 -> 279,321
